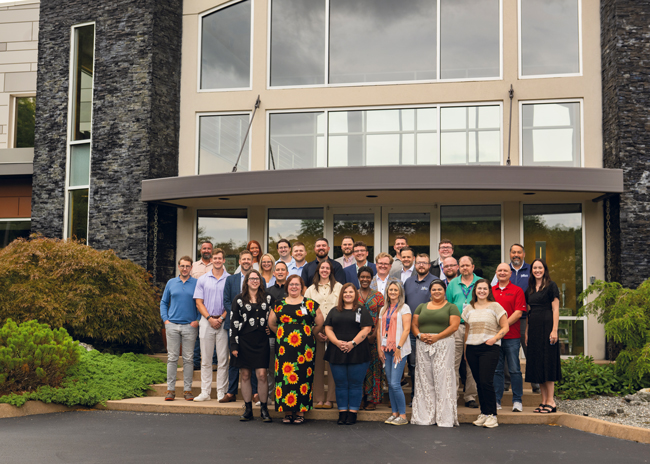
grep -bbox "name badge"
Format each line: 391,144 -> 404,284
381,336 -> 387,347
355,311 -> 361,323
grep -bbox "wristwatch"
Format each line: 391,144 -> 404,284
397,345 -> 402,350
417,333 -> 422,340
351,341 -> 357,347
207,315 -> 214,321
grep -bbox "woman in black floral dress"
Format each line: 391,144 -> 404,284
268,274 -> 324,424
230,270 -> 275,422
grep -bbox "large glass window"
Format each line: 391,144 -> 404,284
332,213 -> 375,261
440,106 -> 500,164
440,0 -> 500,79
199,114 -> 250,174
388,212 -> 431,258
1,220 -> 30,248
197,209 -> 248,274
520,0 -> 580,77
440,205 -> 501,280
328,0 -> 437,84
524,204 -> 584,355
200,0 -> 251,90
269,112 -> 325,169
269,0 -> 501,87
72,25 -> 94,141
268,208 -> 324,263
521,102 -> 581,167
270,0 -> 325,86
15,96 -> 35,148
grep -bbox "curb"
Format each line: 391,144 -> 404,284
555,414 -> 650,444
0,401 -> 82,419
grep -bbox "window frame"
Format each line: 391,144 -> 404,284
63,22 -> 95,243
194,208 -> 251,267
266,102 -> 504,169
518,98 -> 584,168
197,0 -> 255,93
8,93 -> 36,149
266,0 -> 503,89
517,0 -> 583,80
195,111 -> 253,175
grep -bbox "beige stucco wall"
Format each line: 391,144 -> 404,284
0,1 -> 39,150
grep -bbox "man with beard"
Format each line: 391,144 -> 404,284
344,241 -> 377,288
191,241 -> 215,370
430,240 -> 454,281
442,257 -> 459,283
219,250 -> 267,403
389,235 -> 409,276
288,241 -> 307,276
301,238 -> 346,285
390,246 -> 415,283
490,244 -> 538,393
335,235 -> 356,268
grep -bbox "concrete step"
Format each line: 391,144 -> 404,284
100,396 -> 559,425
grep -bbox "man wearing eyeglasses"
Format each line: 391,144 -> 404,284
430,240 -> 454,282
160,256 -> 200,401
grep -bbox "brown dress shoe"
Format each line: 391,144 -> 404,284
165,390 -> 175,401
184,391 -> 194,401
219,393 -> 236,403
365,402 -> 376,410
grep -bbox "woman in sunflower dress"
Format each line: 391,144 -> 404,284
357,266 -> 386,409
268,274 -> 324,424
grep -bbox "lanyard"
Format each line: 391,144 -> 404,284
385,304 -> 398,334
461,282 -> 475,302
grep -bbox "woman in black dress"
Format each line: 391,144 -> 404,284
230,270 -> 275,422
324,283 -> 373,425
524,259 -> 561,414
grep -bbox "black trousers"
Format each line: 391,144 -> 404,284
466,343 -> 500,416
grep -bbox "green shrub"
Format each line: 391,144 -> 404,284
556,354 -> 637,400
579,279 -> 650,388
0,235 -> 161,347
0,319 -> 81,396
0,350 -> 166,407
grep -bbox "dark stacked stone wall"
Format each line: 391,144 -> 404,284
32,0 -> 181,284
601,0 -> 650,288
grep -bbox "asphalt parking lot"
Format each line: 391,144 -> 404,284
0,411 -> 647,464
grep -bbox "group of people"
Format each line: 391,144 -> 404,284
160,235 -> 562,427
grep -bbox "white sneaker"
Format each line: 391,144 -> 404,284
193,392 -> 211,402
496,402 -> 502,410
483,415 -> 499,428
472,414 -> 488,426
392,416 -> 409,426
384,415 -> 397,424
512,401 -> 523,412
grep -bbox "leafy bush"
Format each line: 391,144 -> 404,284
579,279 -> 650,388
556,354 -> 637,400
0,235 -> 161,347
0,319 -> 81,395
0,350 -> 166,407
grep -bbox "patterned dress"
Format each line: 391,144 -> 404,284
273,298 -> 320,413
358,290 -> 386,404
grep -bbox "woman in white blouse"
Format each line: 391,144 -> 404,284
304,260 -> 342,409
462,279 -> 509,429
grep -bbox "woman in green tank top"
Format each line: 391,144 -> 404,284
410,279 -> 461,427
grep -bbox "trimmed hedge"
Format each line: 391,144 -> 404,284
0,236 -> 161,346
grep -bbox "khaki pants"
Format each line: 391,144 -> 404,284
313,339 -> 336,403
454,324 -> 477,403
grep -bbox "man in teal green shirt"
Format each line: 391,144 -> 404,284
446,256 -> 480,408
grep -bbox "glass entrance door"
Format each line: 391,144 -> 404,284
326,207 -> 381,262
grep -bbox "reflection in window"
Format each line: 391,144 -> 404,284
270,0 -> 325,86
388,212 -> 430,258
197,209 -> 248,274
333,213 -> 375,261
1,220 -> 30,248
68,189 -> 89,242
15,97 -> 35,148
440,106 -> 500,164
69,144 -> 90,187
199,114 -> 250,174
523,204 -> 583,355
201,0 -> 251,89
268,208 -> 324,263
328,108 -> 438,166
522,102 -> 580,167
440,205 -> 501,280
269,113 -> 325,169
521,0 -> 580,76
328,0 -> 437,84
440,0 -> 500,79
72,24 -> 94,141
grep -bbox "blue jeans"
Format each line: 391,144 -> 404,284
384,351 -> 408,415
494,338 -> 523,404
329,362 -> 370,411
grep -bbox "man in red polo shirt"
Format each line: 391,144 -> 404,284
492,263 -> 527,412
